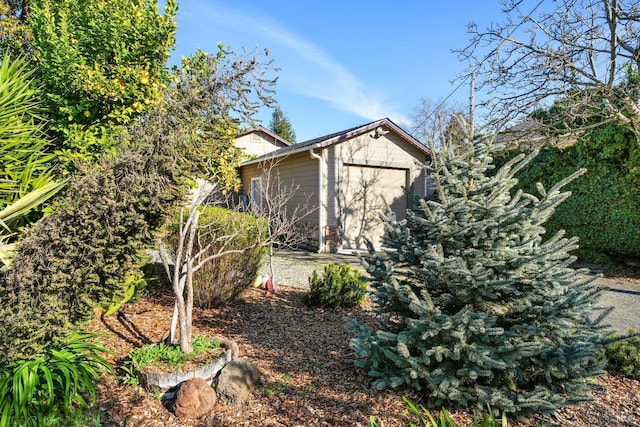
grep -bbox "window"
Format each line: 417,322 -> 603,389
250,177 -> 264,210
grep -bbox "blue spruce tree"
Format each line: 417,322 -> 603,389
348,116 -> 609,417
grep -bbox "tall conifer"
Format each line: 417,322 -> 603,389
348,116 -> 609,417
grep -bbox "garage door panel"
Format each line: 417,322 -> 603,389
341,166 -> 407,250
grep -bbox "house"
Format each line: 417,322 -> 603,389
237,118 -> 431,253
235,125 -> 293,157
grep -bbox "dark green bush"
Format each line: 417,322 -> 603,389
168,205 -> 267,308
493,123 -> 640,262
0,333 -> 113,427
0,146 -> 178,362
303,263 -> 367,309
600,331 -> 640,380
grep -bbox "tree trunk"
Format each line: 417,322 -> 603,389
166,209 -> 200,354
268,244 -> 275,288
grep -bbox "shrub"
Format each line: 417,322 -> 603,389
0,145 -> 177,362
0,333 -> 113,427
303,263 -> 367,309
167,205 -> 267,308
600,331 -> 640,380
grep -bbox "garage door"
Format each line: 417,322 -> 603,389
340,165 -> 407,250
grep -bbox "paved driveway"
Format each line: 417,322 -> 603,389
595,277 -> 640,334
266,250 -> 640,334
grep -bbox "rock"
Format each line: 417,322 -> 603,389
173,377 -> 217,419
218,336 -> 240,360
216,358 -> 261,407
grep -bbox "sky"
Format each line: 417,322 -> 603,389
168,1 -> 509,142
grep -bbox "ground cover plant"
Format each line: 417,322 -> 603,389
128,336 -> 222,372
348,116 -> 610,417
600,331 -> 640,380
0,333 -> 112,427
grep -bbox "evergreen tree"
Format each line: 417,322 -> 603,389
269,106 -> 296,142
348,116 -> 609,417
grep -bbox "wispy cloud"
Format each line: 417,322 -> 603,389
180,1 -> 408,124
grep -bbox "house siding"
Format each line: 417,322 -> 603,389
235,131 -> 288,157
239,151 -> 320,226
237,118 -> 430,252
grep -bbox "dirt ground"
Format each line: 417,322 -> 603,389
89,278 -> 640,426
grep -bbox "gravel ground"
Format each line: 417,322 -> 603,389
260,250 -> 640,333
258,250 -> 366,290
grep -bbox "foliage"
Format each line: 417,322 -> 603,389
0,333 -> 113,427
0,40 -> 277,362
269,106 -> 296,142
26,0 -> 177,171
0,54 -> 65,268
493,122 -> 640,261
0,3 -> 32,57
304,263 -> 367,309
102,273 -> 147,317
166,205 -> 268,308
166,47 -> 276,189
128,336 -> 221,371
348,116 -> 608,417
458,0 -> 640,144
0,138 -> 176,362
370,397 -> 509,427
600,331 -> 640,380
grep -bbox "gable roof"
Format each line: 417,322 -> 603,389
237,125 -> 293,147
241,118 -> 429,166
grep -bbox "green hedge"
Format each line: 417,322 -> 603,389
494,123 -> 640,262
168,205 -> 268,308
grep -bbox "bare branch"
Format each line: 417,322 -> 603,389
456,0 -> 640,144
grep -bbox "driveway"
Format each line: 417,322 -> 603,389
594,276 -> 640,334
263,250 -> 640,334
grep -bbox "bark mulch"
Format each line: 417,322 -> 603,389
88,285 -> 640,427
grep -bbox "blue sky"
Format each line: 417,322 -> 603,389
169,1 -> 507,142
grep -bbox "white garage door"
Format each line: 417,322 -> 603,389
340,165 -> 407,250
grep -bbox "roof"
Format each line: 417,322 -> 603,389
494,119 -> 577,148
237,125 -> 293,147
241,118 -> 429,166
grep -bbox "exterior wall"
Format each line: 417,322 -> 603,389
239,151 -> 321,245
235,131 -> 289,157
238,128 -> 429,252
324,131 -> 429,250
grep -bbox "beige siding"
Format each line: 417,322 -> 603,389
239,126 -> 429,252
239,152 -> 320,225
236,131 -> 288,157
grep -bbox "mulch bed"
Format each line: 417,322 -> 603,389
89,285 -> 640,427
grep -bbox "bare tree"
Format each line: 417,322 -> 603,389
458,0 -> 640,144
158,160 -> 316,353
248,158 -> 317,284
410,97 -> 467,148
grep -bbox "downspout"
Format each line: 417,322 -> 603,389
309,149 -> 324,253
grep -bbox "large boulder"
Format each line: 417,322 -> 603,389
216,358 -> 261,407
173,377 -> 217,419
